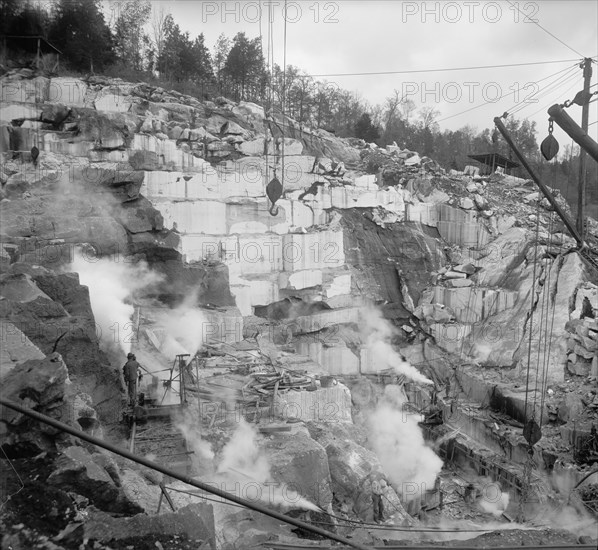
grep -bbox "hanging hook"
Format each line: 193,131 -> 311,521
266,176 -> 283,217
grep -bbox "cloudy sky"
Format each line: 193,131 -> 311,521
110,0 -> 597,141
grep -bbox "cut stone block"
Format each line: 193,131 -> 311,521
405,202 -> 440,226
94,91 -> 134,113
429,322 -> 472,354
453,263 -> 476,275
282,231 -> 345,272
232,277 -> 279,311
48,78 -> 88,107
446,278 -> 473,288
443,271 -> 467,280
273,384 -> 352,423
437,221 -> 490,248
295,340 -> 361,375
279,270 -> 323,290
323,274 -> 351,298
354,174 -> 378,188
292,307 -> 360,334
272,155 -> 320,192
226,201 -> 290,235
153,200 -> 227,234
202,307 -> 244,344
330,187 -> 407,215
0,104 -> 41,123
1,76 -> 49,104
131,134 -> 204,171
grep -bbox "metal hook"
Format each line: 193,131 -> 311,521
266,176 -> 283,217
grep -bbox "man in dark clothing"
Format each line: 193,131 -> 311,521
123,353 -> 142,406
370,467 -> 388,523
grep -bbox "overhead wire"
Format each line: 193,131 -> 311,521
505,0 -> 586,58
437,63 -> 579,123
310,58 -> 583,78
497,65 -> 579,117
523,195 -> 543,425
532,207 -> 552,420
281,0 -> 287,193
521,77 -> 585,120
264,1 -> 274,204
539,219 -> 560,425
507,66 -> 581,117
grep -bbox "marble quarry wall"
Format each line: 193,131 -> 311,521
2,71 -> 595,389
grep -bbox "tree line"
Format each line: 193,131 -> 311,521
1,0 -> 595,216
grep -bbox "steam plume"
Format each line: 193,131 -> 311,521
156,291 -> 207,357
368,384 -> 443,499
217,419 -> 321,512
68,250 -> 162,354
360,307 -> 432,384
176,416 -> 321,512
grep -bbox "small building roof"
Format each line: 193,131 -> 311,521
1,35 -> 62,55
467,152 -> 519,170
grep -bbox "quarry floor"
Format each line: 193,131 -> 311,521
0,453 -> 591,550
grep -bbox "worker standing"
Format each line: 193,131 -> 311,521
371,467 -> 388,523
122,352 -> 143,407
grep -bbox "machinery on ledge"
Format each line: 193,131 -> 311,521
122,353 -> 201,426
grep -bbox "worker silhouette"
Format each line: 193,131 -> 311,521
122,352 -> 143,407
370,466 -> 388,523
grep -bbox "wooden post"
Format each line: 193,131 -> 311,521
159,482 -> 177,512
577,58 -> 593,240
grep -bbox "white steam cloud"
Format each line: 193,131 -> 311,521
156,291 -> 207,358
68,249 -> 162,354
176,415 -> 321,512
68,250 -> 208,371
218,418 -> 271,482
368,384 -> 443,499
360,307 -> 432,385
177,417 -> 215,462
479,489 -> 510,517
471,343 -> 492,364
217,419 -> 321,512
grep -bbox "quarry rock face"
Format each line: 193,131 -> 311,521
264,428 -> 333,510
83,503 -> 216,548
2,68 -> 595,399
0,320 -> 44,378
307,421 -> 412,523
0,263 -> 121,421
0,353 -> 75,453
0,348 -> 113,456
47,445 -> 144,514
2,69 -> 598,546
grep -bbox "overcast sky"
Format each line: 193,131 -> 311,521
107,0 -> 597,143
